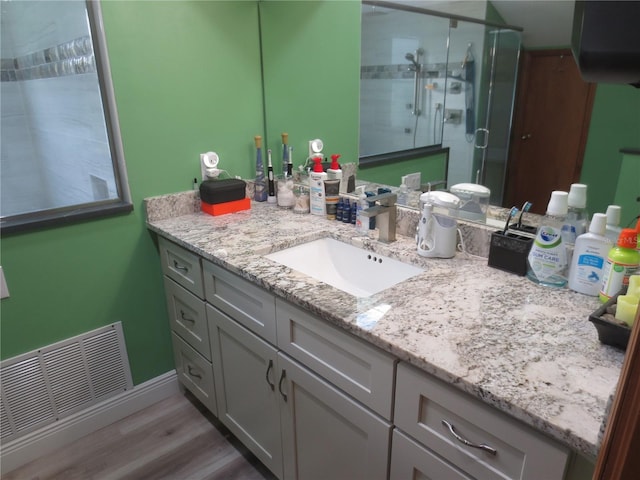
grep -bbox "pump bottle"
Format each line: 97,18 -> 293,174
309,156 -> 327,216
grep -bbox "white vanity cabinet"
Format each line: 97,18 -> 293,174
159,237 -> 217,414
201,256 -> 392,480
393,362 -> 570,480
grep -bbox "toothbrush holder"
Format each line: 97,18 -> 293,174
487,231 -> 533,276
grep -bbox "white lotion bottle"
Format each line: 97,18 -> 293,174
568,213 -> 613,296
309,156 -> 327,216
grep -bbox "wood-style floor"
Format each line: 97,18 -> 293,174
4,391 -> 277,480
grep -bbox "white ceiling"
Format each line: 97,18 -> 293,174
491,1 -> 576,48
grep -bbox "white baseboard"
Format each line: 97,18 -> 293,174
0,370 -> 179,474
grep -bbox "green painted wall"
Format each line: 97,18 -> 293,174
0,1 -> 264,385
580,84 -> 640,225
259,0 -> 361,174
359,152 -> 448,188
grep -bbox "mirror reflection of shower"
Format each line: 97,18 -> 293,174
406,48 -> 423,148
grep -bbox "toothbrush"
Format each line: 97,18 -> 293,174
502,206 -> 519,235
281,133 -> 289,175
287,146 -> 293,177
254,135 -> 267,201
267,149 -> 276,203
516,201 -> 532,229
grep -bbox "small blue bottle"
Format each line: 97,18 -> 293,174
342,199 -> 351,223
336,198 -> 344,222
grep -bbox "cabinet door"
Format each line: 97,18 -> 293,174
171,333 -> 216,415
278,353 -> 391,480
208,304 -> 283,479
390,429 -> 474,480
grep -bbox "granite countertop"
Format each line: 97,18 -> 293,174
145,191 -> 624,459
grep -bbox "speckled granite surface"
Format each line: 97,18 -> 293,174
145,192 -> 624,459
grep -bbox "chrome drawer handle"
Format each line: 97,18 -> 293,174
278,369 -> 288,402
173,260 -> 189,273
265,359 -> 275,391
180,310 -> 195,323
187,365 -> 202,380
442,420 -> 497,456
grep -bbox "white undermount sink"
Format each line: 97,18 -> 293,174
265,237 -> 424,297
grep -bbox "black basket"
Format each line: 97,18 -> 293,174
588,287 -> 631,350
487,231 -> 533,276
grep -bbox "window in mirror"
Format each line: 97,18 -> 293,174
0,0 -> 132,234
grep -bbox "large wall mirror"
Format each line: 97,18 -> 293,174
359,1 -> 522,209
0,0 -> 132,234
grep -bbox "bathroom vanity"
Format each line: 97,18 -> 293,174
146,191 -> 623,480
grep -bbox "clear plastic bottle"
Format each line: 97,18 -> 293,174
599,228 -> 640,302
527,191 -> 569,287
397,176 -> 409,206
568,213 -> 613,296
562,183 -> 588,244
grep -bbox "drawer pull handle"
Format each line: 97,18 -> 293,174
265,359 -> 275,391
180,310 -> 195,323
278,369 -> 288,402
187,365 -> 202,380
173,260 -> 189,273
442,420 -> 497,456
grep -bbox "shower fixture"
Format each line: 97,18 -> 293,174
406,48 -> 424,117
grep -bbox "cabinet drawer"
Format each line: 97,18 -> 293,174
171,333 -> 216,415
159,237 -> 204,298
394,363 -> 569,480
203,260 -> 277,344
390,429 -> 473,480
276,298 -> 396,420
164,277 -> 210,361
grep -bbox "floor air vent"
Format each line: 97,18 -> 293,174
0,323 -> 132,443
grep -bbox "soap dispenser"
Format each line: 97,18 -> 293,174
309,156 -> 327,216
327,154 -> 342,182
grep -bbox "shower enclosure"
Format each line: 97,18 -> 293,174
360,2 -> 521,205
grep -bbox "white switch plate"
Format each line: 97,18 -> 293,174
0,266 -> 9,299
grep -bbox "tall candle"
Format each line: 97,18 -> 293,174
615,294 -> 639,327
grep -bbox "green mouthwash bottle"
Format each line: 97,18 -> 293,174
599,228 -> 640,303
527,191 -> 569,287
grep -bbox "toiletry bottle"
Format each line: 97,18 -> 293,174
397,175 -> 409,206
562,183 -> 589,244
568,213 -> 613,296
527,191 -> 569,287
599,228 -> 640,302
342,198 -> 351,224
309,156 -> 327,216
327,154 -> 342,181
336,197 -> 344,222
604,205 -> 623,243
254,135 -> 267,202
355,186 -> 370,235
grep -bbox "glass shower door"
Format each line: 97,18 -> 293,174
473,28 -> 521,205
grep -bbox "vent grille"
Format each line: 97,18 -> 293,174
0,323 -> 132,443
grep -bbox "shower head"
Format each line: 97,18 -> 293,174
405,52 -> 421,70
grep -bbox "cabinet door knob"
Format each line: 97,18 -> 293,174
173,260 -> 189,273
278,369 -> 288,402
442,420 -> 497,455
265,359 -> 275,391
187,365 -> 202,380
521,133 -> 532,140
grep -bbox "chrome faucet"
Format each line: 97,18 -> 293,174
360,192 -> 397,243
